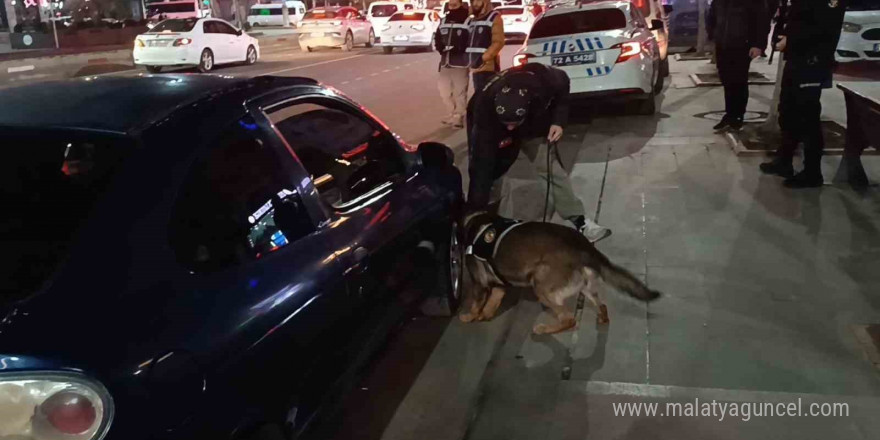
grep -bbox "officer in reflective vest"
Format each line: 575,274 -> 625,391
467,0 -> 505,93
435,0 -> 471,128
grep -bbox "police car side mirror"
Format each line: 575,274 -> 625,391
649,19 -> 663,31
418,142 -> 454,168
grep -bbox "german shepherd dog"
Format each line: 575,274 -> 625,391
459,212 -> 661,335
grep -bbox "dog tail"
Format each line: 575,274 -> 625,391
597,261 -> 661,302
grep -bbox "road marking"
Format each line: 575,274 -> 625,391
370,72 -> 378,77
382,69 -> 391,73
355,77 -> 363,81
7,65 -> 35,73
259,54 -> 365,76
341,81 -> 350,85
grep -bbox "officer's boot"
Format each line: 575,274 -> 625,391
759,134 -> 796,178
784,137 -> 824,188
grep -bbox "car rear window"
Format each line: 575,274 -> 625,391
149,18 -> 198,32
389,12 -> 425,21
371,4 -> 399,17
530,9 -> 627,39
0,131 -> 133,304
498,7 -> 524,15
304,10 -> 339,19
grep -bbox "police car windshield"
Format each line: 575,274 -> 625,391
848,0 -> 880,11
371,4 -> 399,17
148,18 -> 198,32
530,9 -> 626,39
498,7 -> 524,15
389,12 -> 426,21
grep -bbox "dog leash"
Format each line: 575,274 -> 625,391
542,140 -> 557,223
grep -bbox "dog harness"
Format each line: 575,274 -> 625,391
465,217 -> 525,286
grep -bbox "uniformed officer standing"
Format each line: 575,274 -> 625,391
435,0 -> 471,128
467,0 -> 505,94
466,63 -> 611,243
760,0 -> 847,188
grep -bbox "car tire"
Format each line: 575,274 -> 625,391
366,28 -> 375,48
341,31 -> 353,52
638,94 -> 656,115
653,63 -> 664,95
145,65 -> 162,73
245,45 -> 257,65
420,218 -> 463,317
383,46 -> 393,54
659,56 -> 669,78
197,49 -> 214,73
301,45 -> 312,53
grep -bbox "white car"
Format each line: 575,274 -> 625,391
298,6 -> 375,52
513,1 -> 663,114
134,18 -> 260,73
836,1 -> 880,62
368,1 -> 415,31
496,5 -> 535,40
378,9 -> 440,53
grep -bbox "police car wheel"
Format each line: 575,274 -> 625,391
383,46 -> 393,54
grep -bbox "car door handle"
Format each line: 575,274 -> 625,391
345,247 -> 369,275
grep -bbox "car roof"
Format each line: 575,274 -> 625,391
545,1 -> 629,17
0,74 -> 317,135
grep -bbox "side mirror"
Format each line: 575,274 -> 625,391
650,19 -> 664,31
237,29 -> 243,36
418,142 -> 454,168
663,5 -> 674,15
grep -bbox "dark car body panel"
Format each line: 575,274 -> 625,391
0,75 -> 461,439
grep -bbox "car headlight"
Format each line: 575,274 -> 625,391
842,22 -> 862,33
0,373 -> 113,440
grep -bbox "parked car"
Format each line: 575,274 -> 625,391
496,5 -> 535,41
513,1 -> 664,114
836,0 -> 880,62
579,0 -> 670,76
134,18 -> 259,73
0,74 -> 463,440
298,6 -> 375,52
145,0 -> 212,29
247,1 -> 308,28
368,1 -> 415,32
378,9 -> 440,53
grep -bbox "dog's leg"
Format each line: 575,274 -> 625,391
478,287 -> 507,321
531,267 -> 577,335
584,267 -> 609,325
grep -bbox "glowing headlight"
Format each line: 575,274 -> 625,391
0,373 -> 113,440
842,22 -> 862,33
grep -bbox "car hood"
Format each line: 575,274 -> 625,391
845,10 -> 880,25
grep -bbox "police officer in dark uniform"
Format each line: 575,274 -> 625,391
466,63 -> 611,242
760,0 -> 847,188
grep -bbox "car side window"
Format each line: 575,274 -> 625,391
169,119 -> 315,271
404,4 -> 413,10
217,21 -> 238,35
203,21 -> 215,33
266,100 -> 406,210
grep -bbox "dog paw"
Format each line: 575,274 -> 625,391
532,324 -> 549,335
459,312 -> 479,323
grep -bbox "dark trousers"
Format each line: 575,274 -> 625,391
466,124 -> 520,211
777,62 -> 825,172
716,46 -> 751,120
472,71 -> 495,96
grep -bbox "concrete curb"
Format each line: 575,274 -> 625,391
723,125 -> 880,157
690,72 -> 776,87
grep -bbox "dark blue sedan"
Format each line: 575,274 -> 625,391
0,74 -> 463,440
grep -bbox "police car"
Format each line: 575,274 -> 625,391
513,1 -> 664,114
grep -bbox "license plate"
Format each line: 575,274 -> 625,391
311,32 -> 324,37
147,40 -> 170,47
393,35 -> 409,41
551,52 -> 596,66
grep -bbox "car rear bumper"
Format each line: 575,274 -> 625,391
377,33 -> 432,46
132,46 -> 199,66
567,59 -> 653,96
299,33 -> 347,47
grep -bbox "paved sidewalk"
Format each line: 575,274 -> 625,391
375,57 -> 880,440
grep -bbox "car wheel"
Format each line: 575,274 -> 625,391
383,46 -> 393,54
301,44 -> 312,53
198,49 -> 214,73
145,65 -> 162,73
638,93 -> 657,115
420,218 -> 463,316
341,31 -> 353,52
366,28 -> 375,48
246,45 -> 257,65
653,63 -> 663,95
659,56 -> 669,78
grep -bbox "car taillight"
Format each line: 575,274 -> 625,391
135,38 -> 145,48
172,38 -> 192,46
411,23 -> 425,31
613,42 -> 641,63
513,53 -> 533,66
331,20 -> 343,26
39,391 -> 98,434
